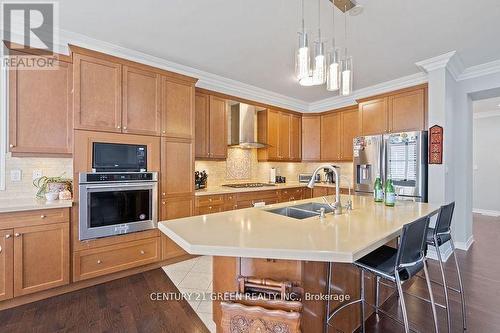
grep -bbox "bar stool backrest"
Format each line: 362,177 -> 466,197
435,201 -> 455,235
395,215 -> 431,279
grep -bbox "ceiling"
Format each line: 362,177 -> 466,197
58,0 -> 500,103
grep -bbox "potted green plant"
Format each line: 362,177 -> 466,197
33,174 -> 73,199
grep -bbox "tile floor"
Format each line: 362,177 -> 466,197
163,256 -> 215,332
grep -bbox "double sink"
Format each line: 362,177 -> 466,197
264,202 -> 333,219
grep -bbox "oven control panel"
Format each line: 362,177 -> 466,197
79,172 -> 157,183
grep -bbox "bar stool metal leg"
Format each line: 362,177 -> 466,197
360,270 -> 366,333
375,276 -> 380,317
435,236 -> 451,332
424,258 -> 439,333
450,238 -> 467,330
324,262 -> 333,333
395,272 -> 410,333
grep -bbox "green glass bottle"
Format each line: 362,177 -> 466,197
374,176 -> 383,202
384,175 -> 396,207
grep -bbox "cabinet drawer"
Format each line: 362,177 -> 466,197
0,208 -> 70,229
74,237 -> 160,281
197,204 -> 224,215
196,195 -> 225,207
237,190 -> 278,202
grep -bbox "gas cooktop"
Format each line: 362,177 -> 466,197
222,182 -> 276,188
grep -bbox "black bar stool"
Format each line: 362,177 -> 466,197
426,202 -> 467,332
325,215 -> 439,333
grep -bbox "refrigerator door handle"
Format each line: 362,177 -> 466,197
381,136 -> 387,183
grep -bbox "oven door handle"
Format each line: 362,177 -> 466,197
80,183 -> 157,191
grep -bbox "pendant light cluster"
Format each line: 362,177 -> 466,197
295,0 -> 353,96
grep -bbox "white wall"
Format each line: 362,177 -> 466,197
473,114 -> 500,213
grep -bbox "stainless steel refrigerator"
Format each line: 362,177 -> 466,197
353,131 -> 428,202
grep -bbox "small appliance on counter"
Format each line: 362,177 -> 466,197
195,170 -> 208,190
324,168 -> 337,184
269,167 -> 276,184
298,173 -> 321,183
275,175 -> 286,184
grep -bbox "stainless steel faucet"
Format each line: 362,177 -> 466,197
307,164 -> 343,215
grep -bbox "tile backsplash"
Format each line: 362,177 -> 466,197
0,153 -> 72,200
195,148 -> 354,188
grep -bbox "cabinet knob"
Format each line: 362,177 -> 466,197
0,245 -> 2,253
234,205 -> 238,209
123,126 -> 127,130
208,206 -> 212,209
117,126 -> 121,129
140,250 -> 145,255
162,192 -> 166,196
40,215 -> 46,219
162,201 -> 166,205
209,198 -> 212,202
9,144 -> 14,148
162,130 -> 166,134
14,233 -> 21,237
97,260 -> 102,264
5,234 -> 11,239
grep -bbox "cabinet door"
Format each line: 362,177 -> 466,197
279,112 -> 291,160
359,97 -> 388,135
195,93 -> 210,158
289,114 -> 301,161
302,116 -> 321,161
0,229 -> 13,301
160,196 -> 194,259
122,65 -> 161,136
162,78 -> 195,139
13,223 -> 69,297
266,110 -> 280,160
73,53 -> 122,133
320,113 -> 341,161
388,88 -> 426,132
340,108 -> 359,161
9,55 -> 73,155
161,138 -> 194,198
209,96 -> 227,159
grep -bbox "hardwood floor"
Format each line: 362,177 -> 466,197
0,214 -> 498,333
0,269 -> 209,333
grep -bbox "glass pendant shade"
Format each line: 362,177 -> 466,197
326,48 -> 340,91
295,31 -> 310,80
340,56 -> 353,96
312,41 -> 326,85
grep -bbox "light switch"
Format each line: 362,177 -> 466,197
10,169 -> 22,182
32,169 -> 42,180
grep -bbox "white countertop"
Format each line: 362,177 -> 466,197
0,198 -> 73,213
195,181 -> 341,196
159,195 -> 438,263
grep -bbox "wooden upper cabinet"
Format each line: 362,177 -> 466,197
278,113 -> 291,160
161,138 -> 194,198
13,223 -> 69,297
122,65 -> 161,136
195,92 -> 210,158
358,97 -> 388,136
289,114 -> 302,161
9,53 -> 73,155
73,53 -> 122,133
162,78 -> 195,139
0,229 -> 13,301
320,112 -> 341,161
388,87 -> 426,132
340,108 -> 359,160
209,96 -> 228,159
259,109 -> 280,160
302,116 -> 321,161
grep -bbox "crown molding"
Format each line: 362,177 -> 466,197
415,50 -> 466,81
459,59 -> 500,81
473,110 -> 500,119
308,72 -> 428,112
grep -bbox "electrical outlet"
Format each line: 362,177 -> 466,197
10,169 -> 22,182
32,169 -> 43,180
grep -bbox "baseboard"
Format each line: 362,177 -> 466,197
454,235 -> 474,251
426,241 -> 453,262
473,209 -> 500,217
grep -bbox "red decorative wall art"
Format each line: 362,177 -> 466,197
429,125 -> 443,164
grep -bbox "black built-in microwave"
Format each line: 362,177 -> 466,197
92,142 -> 147,172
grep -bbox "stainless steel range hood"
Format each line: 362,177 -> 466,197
229,103 -> 267,148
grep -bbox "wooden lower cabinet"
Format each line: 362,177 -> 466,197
74,237 -> 160,281
279,188 -> 304,202
13,223 -> 69,297
160,196 -> 195,260
0,229 -> 13,301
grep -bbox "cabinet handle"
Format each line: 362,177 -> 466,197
40,215 -> 46,219
209,198 -> 212,202
140,250 -> 145,255
97,260 -> 102,264
5,234 -> 11,239
234,205 -> 238,209
14,233 -> 21,237
9,144 -> 14,148
117,126 -> 121,129
162,201 -> 166,205
123,126 -> 127,130
162,130 -> 166,134
208,206 -> 212,209
0,245 -> 2,253
162,192 -> 166,196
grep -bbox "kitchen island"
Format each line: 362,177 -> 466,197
159,195 -> 438,332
